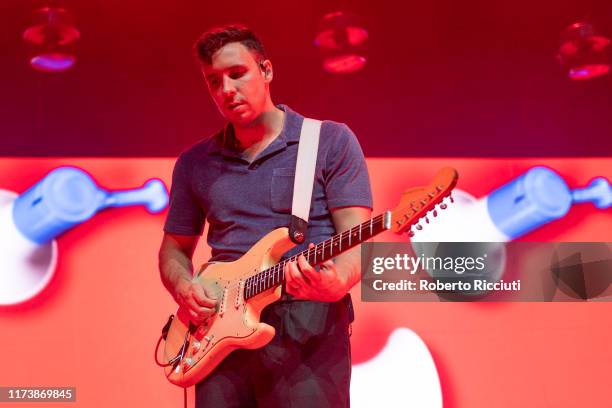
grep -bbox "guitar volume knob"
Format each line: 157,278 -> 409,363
183,357 -> 193,368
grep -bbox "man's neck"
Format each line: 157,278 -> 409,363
232,103 -> 285,161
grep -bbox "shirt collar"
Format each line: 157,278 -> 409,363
208,104 -> 303,158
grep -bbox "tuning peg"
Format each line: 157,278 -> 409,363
416,224 -> 423,230
424,217 -> 430,223
432,210 -> 438,217
408,230 -> 415,237
449,195 -> 454,203
440,203 -> 447,210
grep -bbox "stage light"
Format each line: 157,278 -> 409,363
314,11 -> 368,74
23,7 -> 80,73
558,22 -> 611,80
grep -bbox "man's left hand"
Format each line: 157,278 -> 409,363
284,243 -> 348,302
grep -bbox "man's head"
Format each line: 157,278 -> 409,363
194,25 -> 274,126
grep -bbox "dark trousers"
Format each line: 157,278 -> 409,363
195,296 -> 353,408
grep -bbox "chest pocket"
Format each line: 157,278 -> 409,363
270,167 -> 295,213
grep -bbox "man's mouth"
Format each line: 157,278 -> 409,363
227,101 -> 244,110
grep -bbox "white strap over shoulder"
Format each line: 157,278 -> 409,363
289,118 -> 321,243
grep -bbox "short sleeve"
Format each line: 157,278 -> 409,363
324,123 -> 373,210
163,153 -> 206,235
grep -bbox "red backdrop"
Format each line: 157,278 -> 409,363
0,157 -> 610,407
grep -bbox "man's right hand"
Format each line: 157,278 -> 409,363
174,277 -> 218,325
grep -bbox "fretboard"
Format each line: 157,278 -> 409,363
244,211 -> 391,300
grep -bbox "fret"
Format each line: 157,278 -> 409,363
275,265 -> 281,289
322,240 -> 325,261
243,215 -> 395,301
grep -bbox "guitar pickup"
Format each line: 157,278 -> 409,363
219,288 -> 228,317
235,280 -> 245,309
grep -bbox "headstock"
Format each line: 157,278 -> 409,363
391,167 -> 458,235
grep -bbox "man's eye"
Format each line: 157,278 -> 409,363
230,71 -> 245,79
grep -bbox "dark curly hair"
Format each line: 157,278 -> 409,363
193,24 -> 267,65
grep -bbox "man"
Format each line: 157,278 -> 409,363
159,25 -> 372,407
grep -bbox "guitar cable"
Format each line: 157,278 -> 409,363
154,334 -> 188,408
154,315 -> 190,408
154,315 -> 189,368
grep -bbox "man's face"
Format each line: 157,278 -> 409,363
202,42 -> 270,125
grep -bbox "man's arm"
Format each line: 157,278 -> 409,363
159,233 -> 217,323
329,206 -> 373,290
284,206 -> 372,301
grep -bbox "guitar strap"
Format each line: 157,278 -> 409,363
289,118 -> 354,323
289,118 -> 322,244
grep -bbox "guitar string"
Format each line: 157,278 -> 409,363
205,213 -> 388,296
245,214 -> 387,296
201,193 -> 449,297
241,194 -> 451,296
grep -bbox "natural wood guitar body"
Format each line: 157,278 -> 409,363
159,166 -> 458,388
163,227 -> 294,387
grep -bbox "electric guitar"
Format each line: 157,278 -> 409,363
157,167 -> 458,387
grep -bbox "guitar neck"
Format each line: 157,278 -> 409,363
244,211 -> 391,300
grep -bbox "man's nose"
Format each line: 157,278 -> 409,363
222,76 -> 236,96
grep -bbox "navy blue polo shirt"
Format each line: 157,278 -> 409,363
164,105 -> 372,262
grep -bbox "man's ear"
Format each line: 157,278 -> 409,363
260,60 -> 273,82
